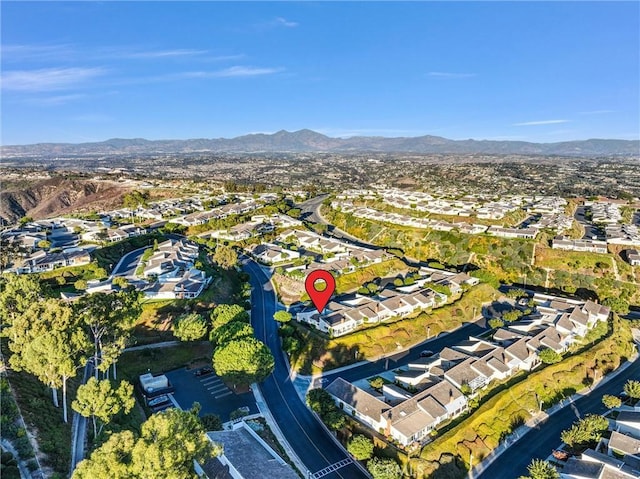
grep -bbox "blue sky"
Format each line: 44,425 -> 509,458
2,1 -> 638,145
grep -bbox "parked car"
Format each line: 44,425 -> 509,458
147,395 -> 170,408
420,350 -> 434,358
194,367 -> 213,377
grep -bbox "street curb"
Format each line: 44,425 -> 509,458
470,352 -> 640,477
252,382 -> 311,479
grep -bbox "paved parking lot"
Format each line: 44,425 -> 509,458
165,367 -> 258,421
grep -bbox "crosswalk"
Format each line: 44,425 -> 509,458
311,458 -> 354,478
199,374 -> 233,399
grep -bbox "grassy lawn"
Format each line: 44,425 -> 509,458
609,244 -> 640,284
132,266 -> 246,346
414,315 -> 635,479
355,199 -> 529,228
92,233 -> 163,273
535,246 -> 615,278
38,262 -> 108,296
290,283 -> 499,374
118,342 -> 214,383
334,258 -> 409,294
324,206 -> 535,284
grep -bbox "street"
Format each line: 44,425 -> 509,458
243,258 -> 368,479
478,356 -> 640,479
111,247 -> 146,278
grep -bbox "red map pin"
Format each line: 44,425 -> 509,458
305,270 -> 336,314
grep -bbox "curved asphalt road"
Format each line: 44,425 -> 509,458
243,258 -> 368,479
478,355 -> 640,479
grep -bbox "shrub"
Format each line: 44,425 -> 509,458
602,394 -> 621,409
624,380 -> 640,400
273,311 -> 292,323
488,318 -> 505,329
367,457 -> 402,479
538,348 -> 562,365
200,414 -> 223,431
347,435 -> 374,460
369,377 -> 385,390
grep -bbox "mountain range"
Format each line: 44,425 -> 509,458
2,129 -> 638,157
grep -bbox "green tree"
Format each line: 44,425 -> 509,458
213,244 -> 238,269
538,348 -> 562,365
560,414 -> 609,450
75,290 -> 142,380
210,304 -> 249,330
347,435 -> 374,460
602,394 -> 622,409
324,410 -> 346,430
122,190 -> 149,209
210,321 -> 254,346
229,408 -> 250,420
4,298 -> 87,421
73,407 -> 219,479
306,388 -> 346,430
21,329 -> 86,423
213,338 -> 274,386
624,379 -> 640,400
506,288 -> 527,299
200,414 -> 223,432
0,274 -> 44,330
366,457 -> 402,479
521,459 -> 559,479
488,318 -> 505,329
112,276 -> 130,290
602,297 -> 629,315
173,313 -> 207,341
74,279 -> 88,290
369,377 -> 385,390
37,239 -> 52,250
273,310 -> 292,323
502,309 -> 522,322
72,377 -> 135,439
73,430 -> 136,479
0,238 -> 26,270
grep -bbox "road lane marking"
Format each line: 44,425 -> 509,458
201,377 -> 221,385
249,260 -> 349,479
207,385 -> 228,393
215,390 -> 233,399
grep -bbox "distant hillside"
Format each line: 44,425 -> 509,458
2,129 -> 638,157
0,178 -> 129,224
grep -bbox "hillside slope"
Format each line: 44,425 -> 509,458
0,178 -> 130,224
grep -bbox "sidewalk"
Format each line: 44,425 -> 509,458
470,352 -> 639,477
251,383 -> 311,479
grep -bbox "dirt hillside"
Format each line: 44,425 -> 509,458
0,177 -> 130,224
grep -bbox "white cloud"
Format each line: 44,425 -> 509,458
26,93 -> 88,106
427,72 -> 476,79
275,17 -> 299,28
181,66 -> 284,78
120,48 -> 209,59
514,119 -> 570,126
1,67 -> 107,92
1,44 -> 74,62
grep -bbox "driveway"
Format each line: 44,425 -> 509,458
164,367 -> 258,421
